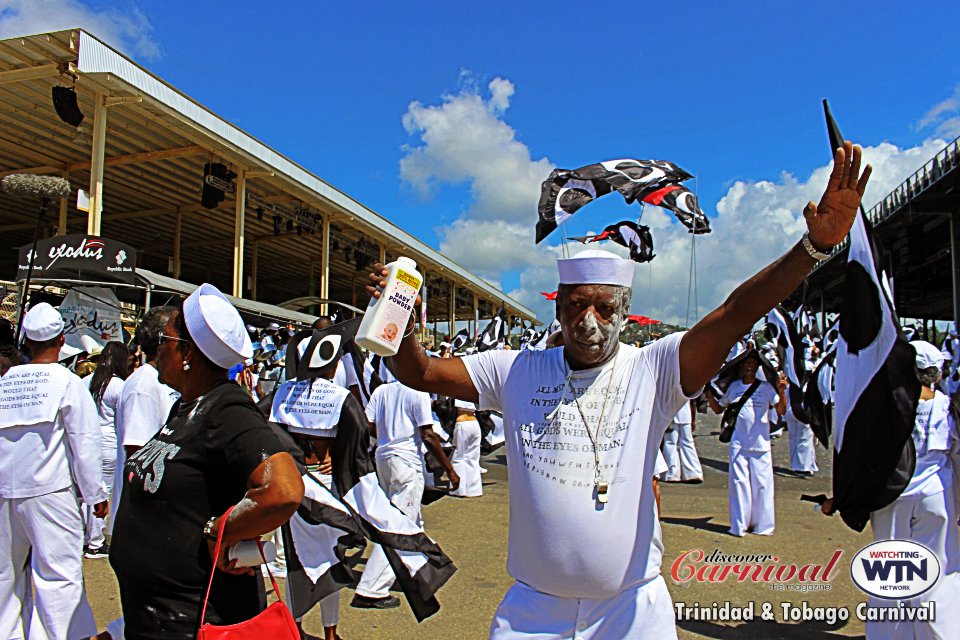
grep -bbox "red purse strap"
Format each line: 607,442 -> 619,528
200,505 -> 233,626
199,506 -> 286,627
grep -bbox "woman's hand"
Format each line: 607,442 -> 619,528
206,536 -> 255,576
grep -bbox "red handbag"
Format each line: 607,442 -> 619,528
197,507 -> 299,640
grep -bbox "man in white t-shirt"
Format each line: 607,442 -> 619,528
112,306 -> 179,529
0,304 -> 107,640
367,144 -> 870,638
352,370 -> 459,608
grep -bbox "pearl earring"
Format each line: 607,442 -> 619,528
182,361 -> 191,371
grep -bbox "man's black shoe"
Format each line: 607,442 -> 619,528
350,594 -> 401,609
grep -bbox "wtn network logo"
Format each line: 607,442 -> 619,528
851,540 -> 940,600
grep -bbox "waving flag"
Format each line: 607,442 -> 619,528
640,184 -> 710,235
571,220 -> 656,263
477,307 -> 507,352
536,159 -> 707,243
803,350 -> 836,448
824,100 -> 920,532
540,290 -> 558,301
765,305 -> 808,422
450,328 -> 470,352
626,314 -> 659,325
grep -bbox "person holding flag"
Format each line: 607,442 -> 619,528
368,141 -> 871,639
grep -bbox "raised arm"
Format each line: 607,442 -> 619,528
366,269 -> 480,403
679,142 -> 871,394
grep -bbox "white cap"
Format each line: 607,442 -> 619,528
911,340 -> 944,370
23,303 -> 64,341
557,249 -> 634,287
266,322 -> 280,332
183,284 -> 253,369
58,343 -> 82,361
79,335 -> 103,356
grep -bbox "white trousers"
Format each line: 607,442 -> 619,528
0,488 -> 97,640
786,416 -> 818,473
866,490 -> 960,640
490,575 -> 677,639
84,438 -> 116,549
451,419 -> 483,497
660,423 -> 703,482
728,448 -> 774,536
355,456 -> 425,599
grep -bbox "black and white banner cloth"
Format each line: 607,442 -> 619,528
570,220 -> 655,263
476,308 -> 507,352
765,305 -> 809,422
831,211 -> 920,531
536,159 -> 709,243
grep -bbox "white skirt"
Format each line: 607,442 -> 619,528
451,419 -> 483,497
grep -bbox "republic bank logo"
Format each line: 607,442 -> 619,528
850,540 -> 940,600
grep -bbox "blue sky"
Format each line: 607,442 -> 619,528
3,1 -> 960,325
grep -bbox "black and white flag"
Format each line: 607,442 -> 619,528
450,328 -> 470,352
476,308 -> 507,352
765,305 -> 808,422
536,159 -> 708,243
824,99 -> 921,532
803,350 -> 836,448
831,210 -> 920,531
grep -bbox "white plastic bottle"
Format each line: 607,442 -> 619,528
356,256 -> 423,356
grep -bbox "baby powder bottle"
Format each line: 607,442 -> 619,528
356,257 -> 423,356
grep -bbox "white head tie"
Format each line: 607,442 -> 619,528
557,249 -> 634,287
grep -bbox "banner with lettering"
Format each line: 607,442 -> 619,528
60,287 -> 124,351
17,234 -> 136,284
0,364 -> 71,428
270,377 -> 350,434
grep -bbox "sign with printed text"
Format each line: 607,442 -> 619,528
18,234 -> 137,284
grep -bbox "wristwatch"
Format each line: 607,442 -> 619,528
801,232 -> 831,261
203,516 -> 219,540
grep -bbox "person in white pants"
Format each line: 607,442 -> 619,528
352,375 -> 459,608
708,354 -> 787,536
660,400 -> 703,483
864,341 -> 960,640
0,303 -> 108,640
81,341 -> 129,558
450,399 -> 483,497
786,397 -> 818,475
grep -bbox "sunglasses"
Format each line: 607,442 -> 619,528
158,334 -> 189,346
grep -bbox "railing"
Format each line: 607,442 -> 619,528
813,135 -> 960,267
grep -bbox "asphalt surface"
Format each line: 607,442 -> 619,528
84,411 -> 874,639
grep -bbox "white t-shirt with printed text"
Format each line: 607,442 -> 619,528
365,381 -> 431,467
462,332 -> 693,599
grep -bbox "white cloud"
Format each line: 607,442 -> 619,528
0,0 -> 160,61
400,76 -> 553,221
916,84 -> 960,139
402,77 -> 954,327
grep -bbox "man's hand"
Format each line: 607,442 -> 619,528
804,141 -> 872,251
93,501 -> 109,519
777,373 -> 788,394
366,263 -> 422,307
447,469 -> 461,492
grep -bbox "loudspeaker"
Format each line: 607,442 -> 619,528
52,86 -> 84,128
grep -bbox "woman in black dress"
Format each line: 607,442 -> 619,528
110,285 -> 304,640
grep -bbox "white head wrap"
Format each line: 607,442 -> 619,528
22,303 -> 64,342
557,249 -> 634,287
911,340 -> 944,370
183,284 -> 252,369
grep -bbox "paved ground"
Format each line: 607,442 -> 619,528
84,412 -> 875,639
